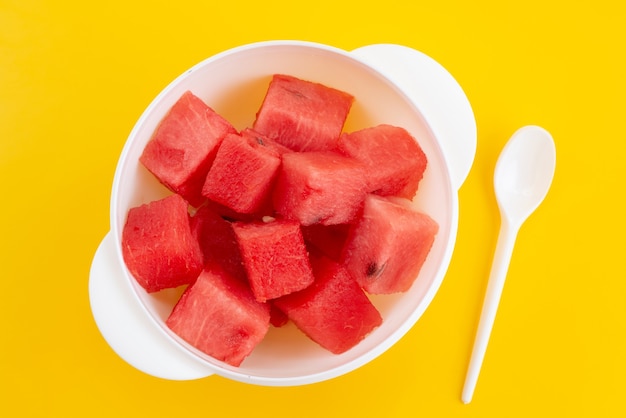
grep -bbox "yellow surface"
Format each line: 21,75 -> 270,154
2,0 -> 625,416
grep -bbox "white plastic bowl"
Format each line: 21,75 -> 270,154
89,40 -> 476,385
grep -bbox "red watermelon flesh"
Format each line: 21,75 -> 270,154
232,219 -> 315,302
166,263 -> 270,367
240,127 -> 292,155
139,90 -> 237,207
202,199 -> 270,223
301,223 -> 351,261
273,254 -> 382,354
269,302 -> 289,328
121,194 -> 203,293
202,132 -> 281,215
341,194 -> 439,294
253,74 -> 354,152
272,151 -> 368,226
189,205 -> 247,283
337,124 -> 428,199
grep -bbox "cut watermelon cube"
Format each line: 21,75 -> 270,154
140,90 -> 237,207
337,124 -> 428,199
232,219 -> 315,302
189,205 -> 247,283
341,194 -> 439,294
273,254 -> 382,354
253,74 -> 354,152
166,263 -> 270,367
121,194 -> 203,293
272,151 -> 368,226
202,132 -> 281,215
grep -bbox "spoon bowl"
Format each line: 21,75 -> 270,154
462,125 -> 556,403
495,126 -> 557,227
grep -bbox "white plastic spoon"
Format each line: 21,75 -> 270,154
462,125 -> 556,404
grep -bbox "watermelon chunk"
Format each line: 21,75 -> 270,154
272,151 -> 368,226
189,205 -> 247,283
166,263 -> 270,367
273,254 -> 382,354
253,74 -> 354,152
202,132 -> 281,215
341,194 -> 439,294
121,194 -> 203,293
337,124 -> 428,199
232,219 -> 315,302
140,90 -> 237,207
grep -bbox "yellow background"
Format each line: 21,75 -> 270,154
2,0 -> 625,416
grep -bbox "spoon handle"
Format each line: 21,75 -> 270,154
462,219 -> 518,404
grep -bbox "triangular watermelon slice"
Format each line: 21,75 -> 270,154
341,194 -> 439,294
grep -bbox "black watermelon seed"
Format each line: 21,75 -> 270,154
366,261 -> 386,278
